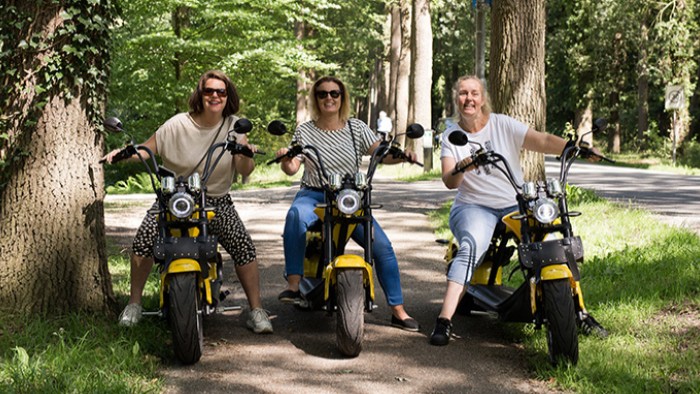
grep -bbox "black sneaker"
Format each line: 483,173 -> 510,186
278,289 -> 301,304
579,314 -> 609,338
430,317 -> 452,346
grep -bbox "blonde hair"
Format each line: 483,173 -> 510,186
308,76 -> 351,122
452,75 -> 492,121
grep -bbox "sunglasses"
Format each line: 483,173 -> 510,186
315,89 -> 342,99
202,87 -> 228,97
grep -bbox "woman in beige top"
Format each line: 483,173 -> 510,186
103,70 -> 272,334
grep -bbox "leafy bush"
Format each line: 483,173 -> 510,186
106,173 -> 156,194
678,138 -> 700,168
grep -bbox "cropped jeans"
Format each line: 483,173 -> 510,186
283,188 -> 404,306
447,202 -> 518,285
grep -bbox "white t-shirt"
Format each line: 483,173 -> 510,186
155,113 -> 244,197
440,113 -> 529,209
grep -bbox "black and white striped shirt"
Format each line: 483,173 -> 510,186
293,118 -> 378,189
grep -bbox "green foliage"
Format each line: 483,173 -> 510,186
106,0 -> 388,158
105,172 -> 157,194
678,138 -> 700,168
565,183 -> 601,205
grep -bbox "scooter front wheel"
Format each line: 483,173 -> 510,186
168,272 -> 204,364
542,279 -> 579,365
335,269 -> 364,357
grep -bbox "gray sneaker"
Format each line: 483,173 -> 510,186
246,308 -> 273,334
118,303 -> 143,327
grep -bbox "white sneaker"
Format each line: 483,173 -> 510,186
246,308 -> 273,334
118,303 -> 143,327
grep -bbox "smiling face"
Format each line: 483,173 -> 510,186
315,81 -> 342,118
456,78 -> 485,119
201,78 -> 227,116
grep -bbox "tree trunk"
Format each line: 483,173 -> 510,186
295,21 -> 310,126
637,19 -> 650,147
395,0 -> 412,148
608,32 -> 623,154
0,2 -> 115,315
409,0 -> 432,167
388,3 -> 402,130
489,0 -> 547,181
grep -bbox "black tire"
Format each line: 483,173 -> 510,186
335,269 -> 364,357
542,279 -> 579,365
168,273 -> 203,364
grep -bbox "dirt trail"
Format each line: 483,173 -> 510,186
105,179 -> 559,394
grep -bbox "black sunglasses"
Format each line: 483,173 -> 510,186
315,89 -> 342,99
202,87 -> 228,97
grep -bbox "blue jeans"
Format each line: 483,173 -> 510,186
283,188 -> 404,306
447,203 -> 518,285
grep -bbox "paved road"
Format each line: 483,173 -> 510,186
104,158 -> 698,393
545,157 -> 700,235
105,176 -> 554,394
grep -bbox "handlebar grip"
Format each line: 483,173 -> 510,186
102,147 -> 134,164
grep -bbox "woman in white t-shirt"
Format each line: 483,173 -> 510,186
430,75 -> 601,346
103,70 -> 272,334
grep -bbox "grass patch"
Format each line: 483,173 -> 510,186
431,193 -> 700,393
0,245 -> 168,393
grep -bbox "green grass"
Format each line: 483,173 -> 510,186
0,248 -> 168,393
431,193 -> 700,393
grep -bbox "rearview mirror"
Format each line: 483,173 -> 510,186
592,118 -> 607,134
267,120 -> 288,136
405,123 -> 425,139
448,130 -> 469,146
233,118 -> 253,134
103,117 -> 123,133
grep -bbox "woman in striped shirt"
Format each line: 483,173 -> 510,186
274,76 -> 419,332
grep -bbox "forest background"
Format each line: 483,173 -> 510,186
101,0 -> 700,186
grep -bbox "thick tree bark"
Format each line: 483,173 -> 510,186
409,0 -> 432,166
395,0 -> 412,148
388,3 -> 402,129
0,2 -> 115,315
489,0 -> 547,181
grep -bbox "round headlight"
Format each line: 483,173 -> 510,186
533,198 -> 559,224
168,192 -> 195,219
337,189 -> 361,215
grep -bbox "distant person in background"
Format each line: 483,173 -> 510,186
377,110 -> 393,136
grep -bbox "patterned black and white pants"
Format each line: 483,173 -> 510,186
132,194 -> 257,266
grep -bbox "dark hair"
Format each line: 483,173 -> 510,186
309,76 -> 350,122
188,70 -> 240,117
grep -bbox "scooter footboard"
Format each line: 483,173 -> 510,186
323,255 -> 375,301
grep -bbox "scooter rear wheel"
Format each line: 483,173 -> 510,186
335,269 -> 364,357
542,279 -> 579,365
168,272 -> 204,364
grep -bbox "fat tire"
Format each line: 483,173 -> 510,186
168,273 -> 203,364
335,269 -> 364,357
542,279 -> 579,365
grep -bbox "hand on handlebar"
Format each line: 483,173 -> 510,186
99,147 -> 135,164
451,156 -> 475,175
580,146 -> 615,164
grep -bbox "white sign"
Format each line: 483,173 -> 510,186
422,129 -> 433,148
665,85 -> 685,110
